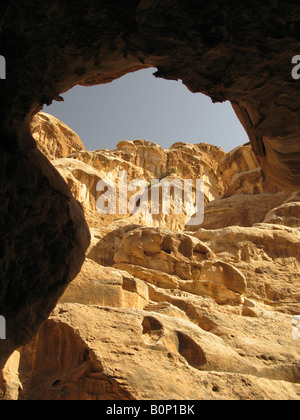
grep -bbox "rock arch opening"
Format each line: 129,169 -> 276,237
42,68 -> 249,154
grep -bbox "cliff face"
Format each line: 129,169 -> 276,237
1,1 -> 300,380
31,113 -> 85,160
1,113 -> 299,400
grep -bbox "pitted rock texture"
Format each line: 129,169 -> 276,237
51,136 -> 226,230
2,113 -> 299,400
189,145 -> 299,230
31,112 -> 85,160
8,304 -> 300,400
1,1 -> 300,398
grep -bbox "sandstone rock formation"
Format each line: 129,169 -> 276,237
218,145 -> 278,198
2,0 -> 300,397
194,224 -> 300,314
47,134 -> 226,231
31,112 -> 85,160
189,145 -> 300,230
264,196 -> 300,228
10,303 -> 300,400
1,112 -> 299,400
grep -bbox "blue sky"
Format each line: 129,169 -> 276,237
44,68 -> 249,152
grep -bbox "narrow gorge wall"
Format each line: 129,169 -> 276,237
1,0 -> 300,373
1,114 -> 299,400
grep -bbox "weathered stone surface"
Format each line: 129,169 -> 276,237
52,157 -> 109,228
14,304 -> 300,400
31,112 -> 85,160
188,144 -> 297,230
57,140 -> 226,230
114,228 -> 247,305
1,109 -> 297,399
218,145 -> 259,191
2,0 -> 300,396
194,224 -> 300,314
1,108 -> 297,400
218,145 -> 278,198
264,201 -> 300,228
60,259 -> 149,311
190,191 -> 292,230
0,351 -> 21,400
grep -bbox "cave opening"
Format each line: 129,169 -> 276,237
42,68 -> 249,154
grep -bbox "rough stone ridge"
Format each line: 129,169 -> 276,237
1,114 -> 299,400
31,112 -> 85,160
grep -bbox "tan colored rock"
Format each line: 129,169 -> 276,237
167,142 -> 226,201
14,303 -> 300,400
185,144 -> 297,231
189,191 -> 292,231
54,139 -> 226,230
8,115 -> 298,400
114,228 -> 247,305
194,224 -> 300,314
114,228 -> 216,277
52,158 -> 103,221
223,168 -> 278,198
0,351 -> 21,400
60,259 -> 149,310
0,125 -> 91,370
31,112 -> 85,160
3,2 -> 300,402
218,145 -> 260,190
114,263 -> 181,290
217,144 -> 277,197
87,224 -> 141,267
264,201 -> 300,228
115,140 -> 167,179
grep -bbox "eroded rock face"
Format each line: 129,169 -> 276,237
31,112 -> 85,160
1,111 -> 300,399
50,136 -> 226,231
194,224 -> 300,314
2,110 -> 299,400
189,144 -> 299,230
264,200 -> 300,228
11,304 -> 300,400
113,228 -> 247,305
218,145 -> 279,198
60,259 -> 149,311
2,0 -> 300,396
